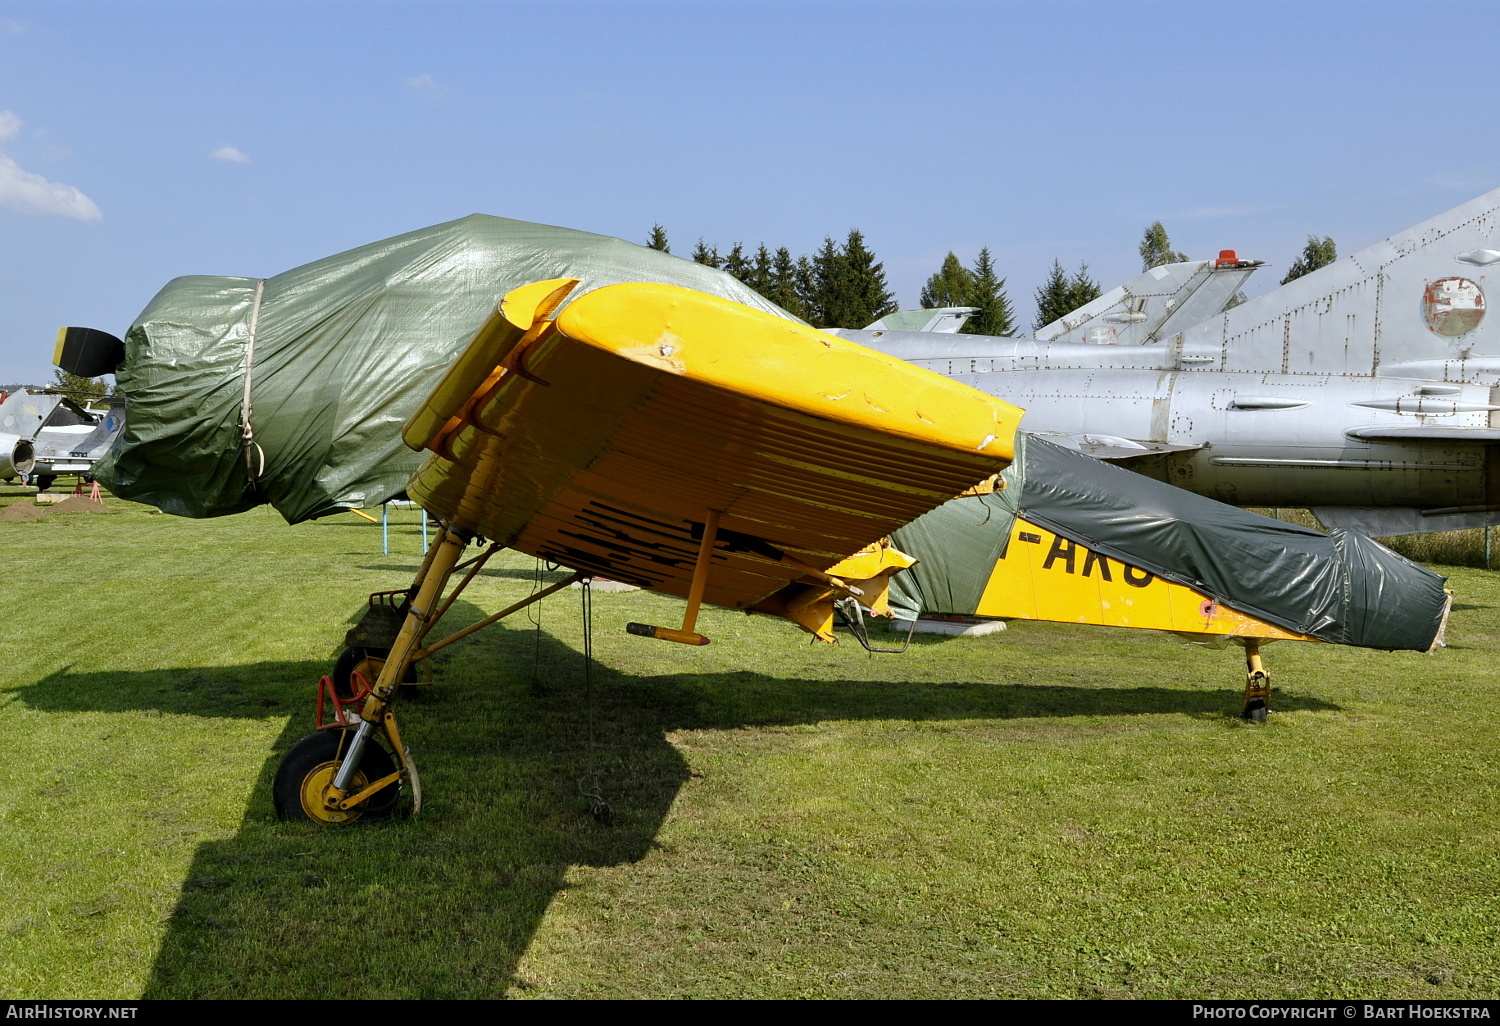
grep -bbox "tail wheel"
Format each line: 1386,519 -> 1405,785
333,647 -> 386,701
273,729 -> 400,824
332,647 -> 422,700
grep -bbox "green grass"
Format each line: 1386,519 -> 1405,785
1,487 -> 1498,999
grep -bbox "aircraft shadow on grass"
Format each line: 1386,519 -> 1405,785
356,562 -> 577,583
12,600 -> 1339,998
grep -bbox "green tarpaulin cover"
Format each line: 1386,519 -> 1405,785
889,433 -> 1449,652
98,215 -> 797,523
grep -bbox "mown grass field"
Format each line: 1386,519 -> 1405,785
0,486 -> 1497,999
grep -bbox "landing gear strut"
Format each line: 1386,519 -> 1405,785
275,521 -> 581,824
1241,638 -> 1271,722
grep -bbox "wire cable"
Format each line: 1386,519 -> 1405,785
577,577 -> 612,824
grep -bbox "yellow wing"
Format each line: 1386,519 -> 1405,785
404,279 -> 1024,637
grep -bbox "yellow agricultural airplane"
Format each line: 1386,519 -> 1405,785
272,278 -> 1021,823
265,277 -> 1417,826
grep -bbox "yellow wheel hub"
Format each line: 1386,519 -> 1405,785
352,654 -> 430,691
298,761 -> 369,824
352,655 -> 385,686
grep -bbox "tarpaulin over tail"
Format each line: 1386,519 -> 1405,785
889,433 -> 1450,652
96,215 -> 799,523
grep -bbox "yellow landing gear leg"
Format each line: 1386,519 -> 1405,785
1241,638 -> 1271,723
626,509 -> 720,646
274,524 -> 472,823
323,525 -> 470,815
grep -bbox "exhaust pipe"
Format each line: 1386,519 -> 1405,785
12,438 -> 34,476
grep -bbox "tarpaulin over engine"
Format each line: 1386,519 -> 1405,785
97,215 -> 797,522
889,434 -> 1450,652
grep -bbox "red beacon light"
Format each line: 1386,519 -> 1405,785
1215,249 -> 1240,268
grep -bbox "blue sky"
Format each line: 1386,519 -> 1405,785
1,0 -> 1497,383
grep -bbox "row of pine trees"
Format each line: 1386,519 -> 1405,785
51,226 -> 1339,398
647,226 -> 904,332
646,222 -> 1340,336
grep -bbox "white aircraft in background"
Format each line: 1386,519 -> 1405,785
0,388 -> 124,490
838,187 -> 1500,536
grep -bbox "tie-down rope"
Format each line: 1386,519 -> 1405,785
239,279 -> 268,487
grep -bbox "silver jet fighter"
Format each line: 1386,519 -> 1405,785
836,187 -> 1500,536
0,388 -> 125,491
0,388 -> 56,480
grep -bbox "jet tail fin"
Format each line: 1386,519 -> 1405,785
864,307 -> 978,333
1035,254 -> 1262,346
1174,185 -> 1500,376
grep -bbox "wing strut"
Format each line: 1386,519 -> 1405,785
625,509 -> 721,646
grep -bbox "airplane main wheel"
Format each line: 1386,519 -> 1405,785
35,475 -> 54,492
273,729 -> 400,825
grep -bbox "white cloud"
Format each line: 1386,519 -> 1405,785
0,110 -> 20,144
405,74 -> 449,98
1,20 -> 25,35
212,145 -> 250,164
0,154 -> 101,221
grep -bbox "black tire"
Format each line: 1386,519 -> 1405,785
272,729 -> 400,824
35,475 -> 54,492
332,647 -> 421,700
333,647 -> 381,701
